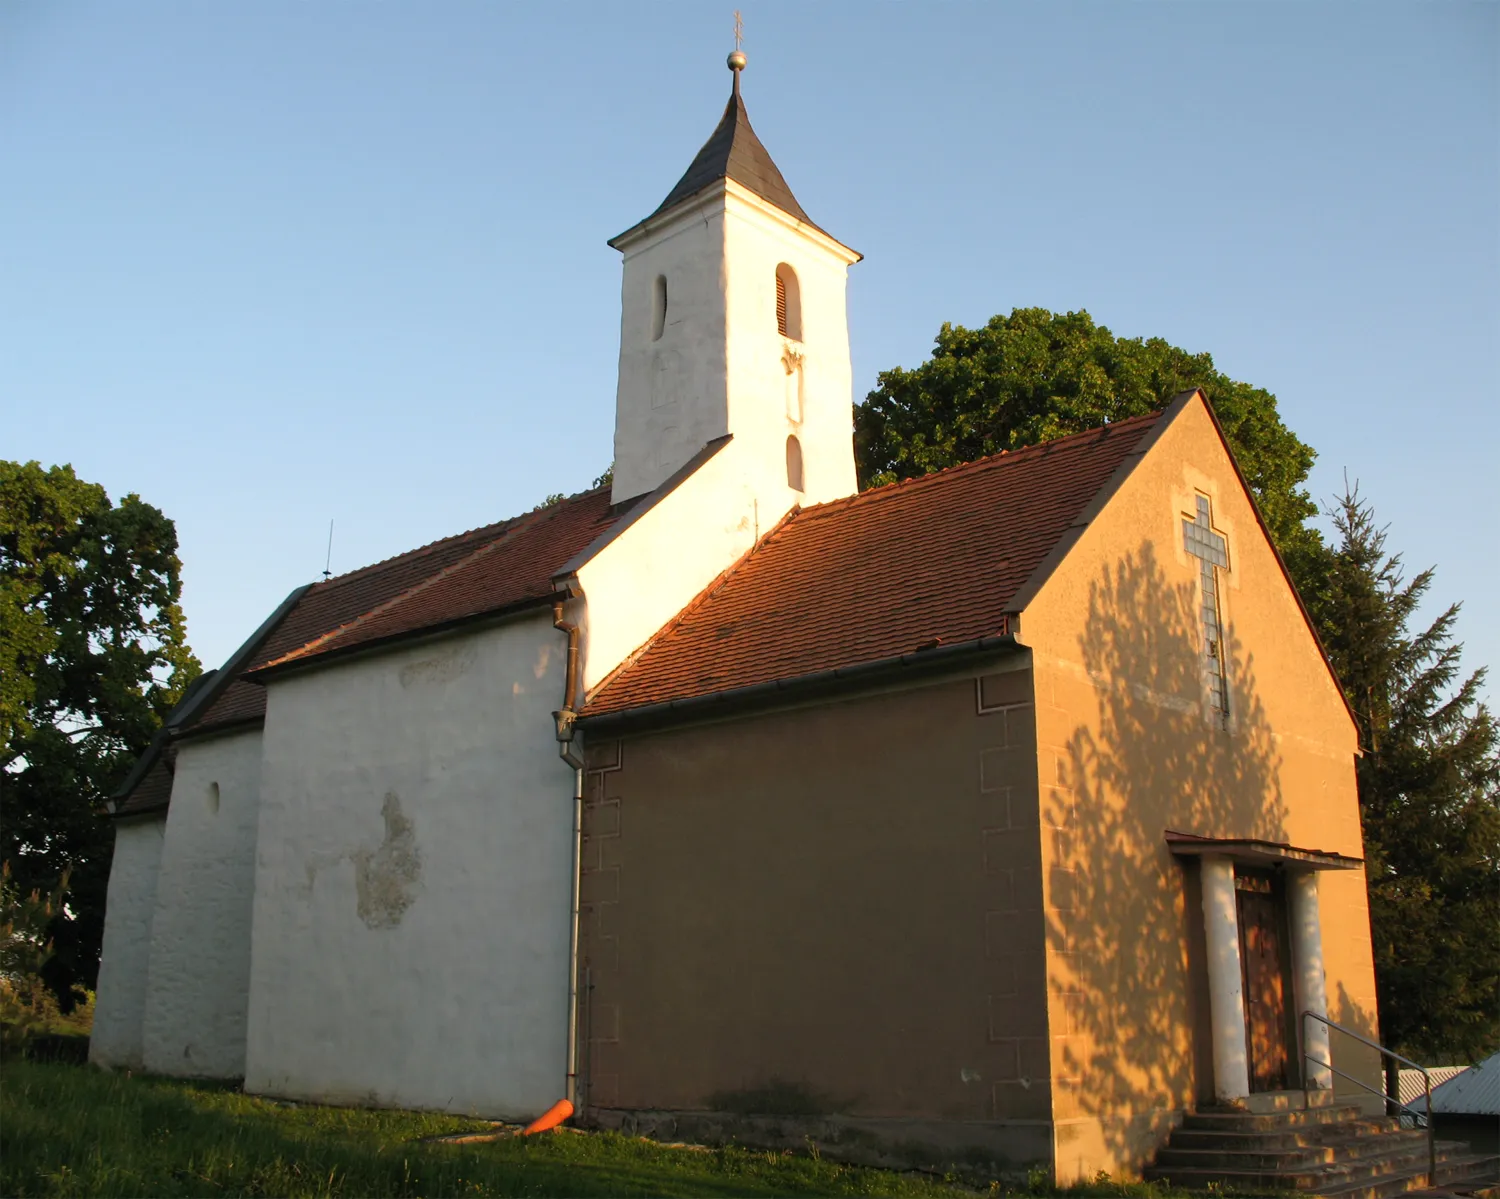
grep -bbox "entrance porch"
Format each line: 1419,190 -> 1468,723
1166,830 -> 1364,1104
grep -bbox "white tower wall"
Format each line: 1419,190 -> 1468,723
722,184 -> 858,506
612,202 -> 730,503
610,180 -> 859,509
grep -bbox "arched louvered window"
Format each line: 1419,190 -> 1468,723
786,434 -> 804,492
775,264 -> 801,340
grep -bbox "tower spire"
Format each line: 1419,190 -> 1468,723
605,25 -> 862,507
625,18 -> 826,235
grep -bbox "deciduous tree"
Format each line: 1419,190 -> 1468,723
854,308 -> 1322,581
1,461 -> 199,1010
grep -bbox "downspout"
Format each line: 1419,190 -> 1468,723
551,591 -> 585,1119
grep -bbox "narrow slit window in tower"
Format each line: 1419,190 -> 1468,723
786,434 -> 804,492
651,275 -> 667,342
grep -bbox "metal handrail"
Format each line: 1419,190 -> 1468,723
1302,1011 -> 1435,1184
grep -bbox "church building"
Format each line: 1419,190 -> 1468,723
90,49 -> 1380,1181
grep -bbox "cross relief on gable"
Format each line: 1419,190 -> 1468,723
1183,494 -> 1231,725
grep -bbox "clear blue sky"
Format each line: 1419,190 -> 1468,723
3,2 -> 1496,697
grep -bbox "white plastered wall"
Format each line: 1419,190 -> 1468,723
141,728 -> 264,1078
90,815 -> 166,1069
243,613 -> 575,1119
573,439 -> 762,693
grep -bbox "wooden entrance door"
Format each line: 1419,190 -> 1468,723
1236,873 -> 1291,1092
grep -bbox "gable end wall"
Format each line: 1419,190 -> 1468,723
1019,396 -> 1377,1181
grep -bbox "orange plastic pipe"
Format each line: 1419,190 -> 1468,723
521,1098 -> 574,1136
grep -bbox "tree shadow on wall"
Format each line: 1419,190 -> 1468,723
1043,541 -> 1350,1170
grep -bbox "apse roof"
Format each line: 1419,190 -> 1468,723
112,744 -> 177,817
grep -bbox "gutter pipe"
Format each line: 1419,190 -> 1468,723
551,593 -> 585,1119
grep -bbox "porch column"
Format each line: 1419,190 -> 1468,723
1200,855 -> 1250,1102
1288,870 -> 1332,1090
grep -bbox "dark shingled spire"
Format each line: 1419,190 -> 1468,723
650,72 -> 819,230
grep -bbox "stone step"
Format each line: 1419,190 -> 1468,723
1314,1153 -> 1500,1199
1145,1138 -> 1477,1193
1181,1104 -> 1368,1133
1442,1154 -> 1500,1190
1154,1130 -> 1429,1172
1241,1088 -> 1344,1115
1169,1119 -> 1411,1153
1313,1167 -> 1453,1199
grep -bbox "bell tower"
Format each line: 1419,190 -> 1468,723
608,49 -> 862,509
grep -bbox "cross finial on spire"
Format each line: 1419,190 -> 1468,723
727,11 -> 747,85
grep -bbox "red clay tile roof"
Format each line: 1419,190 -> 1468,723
254,488 -> 620,673
584,413 -> 1165,717
188,487 -> 620,727
113,489 -> 622,813
187,678 -> 272,733
115,745 -> 176,817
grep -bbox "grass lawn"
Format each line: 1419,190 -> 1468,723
1,1059 -> 1206,1198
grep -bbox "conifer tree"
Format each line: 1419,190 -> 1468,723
1312,486 -> 1500,1061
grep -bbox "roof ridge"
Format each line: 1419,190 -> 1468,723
805,410 -> 1165,522
585,504 -> 804,706
313,485 -> 609,592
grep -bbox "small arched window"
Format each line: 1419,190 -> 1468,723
651,275 -> 667,342
775,263 -> 801,340
786,434 -> 804,492
207,781 -> 221,816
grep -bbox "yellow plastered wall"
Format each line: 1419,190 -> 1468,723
1019,396 -> 1380,1181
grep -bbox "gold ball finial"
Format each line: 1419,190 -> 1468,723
727,49 -> 747,72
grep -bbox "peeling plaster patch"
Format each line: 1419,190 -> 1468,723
960,1068 -> 982,1084
399,647 -> 476,690
352,793 -> 423,929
